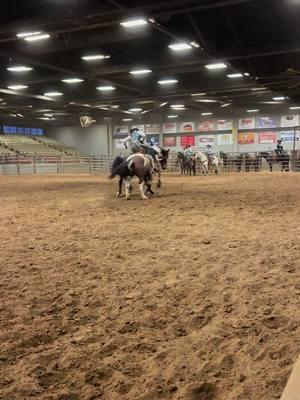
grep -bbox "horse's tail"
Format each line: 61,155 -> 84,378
109,156 -> 127,179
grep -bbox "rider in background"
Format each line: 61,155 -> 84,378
184,145 -> 194,158
275,139 -> 283,155
206,144 -> 213,155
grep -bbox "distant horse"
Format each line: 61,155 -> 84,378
220,151 -> 243,172
207,154 -> 220,175
177,152 -> 196,175
109,154 -> 154,200
260,151 -> 290,172
245,153 -> 260,172
194,151 -> 209,175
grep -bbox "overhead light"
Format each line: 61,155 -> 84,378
159,102 -> 168,107
7,66 -> 33,72
247,109 -> 259,113
97,86 -> 116,91
227,73 -> 243,78
8,85 -> 28,90
289,106 -> 300,110
111,105 -> 119,109
123,118 -> 133,121
196,99 -> 218,103
129,108 -> 143,112
62,78 -> 84,83
251,87 -> 267,91
168,115 -> 178,118
120,19 -> 148,27
171,104 -> 185,108
16,31 -> 41,38
190,41 -> 200,48
244,72 -> 251,76
82,54 -> 110,61
17,113 -> 24,118
44,113 -> 53,117
39,117 -> 55,120
261,101 -> 283,104
173,107 -> 186,111
24,33 -> 50,42
273,96 -> 285,101
141,110 -> 150,114
201,112 -> 213,116
10,113 -> 17,117
129,69 -> 152,75
205,62 -> 227,70
44,92 -> 63,96
191,93 -> 206,96
158,79 -> 178,85
220,103 -> 231,108
168,43 -> 192,51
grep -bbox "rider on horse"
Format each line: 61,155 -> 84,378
275,139 -> 283,156
124,128 -> 160,163
183,145 -> 194,158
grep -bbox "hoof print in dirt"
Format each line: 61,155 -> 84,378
187,382 -> 217,400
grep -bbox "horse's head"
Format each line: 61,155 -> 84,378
159,148 -> 169,170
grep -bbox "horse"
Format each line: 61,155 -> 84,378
141,145 -> 169,188
109,154 -> 154,200
194,151 -> 209,175
207,154 -> 220,175
260,151 -> 290,172
220,151 -> 243,172
177,152 -> 196,175
244,153 -> 260,172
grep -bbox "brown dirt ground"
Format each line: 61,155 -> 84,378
0,172 -> 299,400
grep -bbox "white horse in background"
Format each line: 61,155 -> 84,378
208,154 -> 220,175
194,151 -> 209,175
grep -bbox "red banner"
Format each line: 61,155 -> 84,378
180,135 -> 195,147
258,132 -> 277,144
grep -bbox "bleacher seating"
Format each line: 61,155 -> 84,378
0,144 -> 16,156
34,136 -> 86,156
0,135 -> 65,156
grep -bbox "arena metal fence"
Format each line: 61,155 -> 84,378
0,152 -> 300,175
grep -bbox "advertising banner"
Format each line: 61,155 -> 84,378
146,124 -> 160,135
217,134 -> 233,145
258,117 -> 276,128
238,132 -> 255,144
198,135 -> 214,145
199,120 -> 214,132
115,139 -> 124,149
281,115 -> 299,128
163,136 -> 177,147
239,118 -> 255,130
180,135 -> 195,147
258,132 -> 277,144
280,131 -> 300,142
146,134 -> 160,145
163,122 -> 177,134
181,122 -> 195,132
217,120 -> 233,131
113,126 -> 128,137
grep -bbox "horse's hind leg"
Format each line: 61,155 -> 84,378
117,178 -> 123,197
125,178 -> 131,200
139,180 -> 148,200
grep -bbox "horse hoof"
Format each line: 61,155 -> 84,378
116,192 -> 121,198
142,196 -> 148,200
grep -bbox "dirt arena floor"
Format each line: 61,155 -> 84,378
0,172 -> 299,400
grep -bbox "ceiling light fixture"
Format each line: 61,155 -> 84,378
129,108 -> 143,112
44,113 -> 54,117
123,118 -> 133,121
201,112 -> 213,116
191,93 -> 207,96
44,92 -> 63,96
227,73 -> 243,78
62,78 -> 84,83
190,41 -> 200,48
158,79 -> 178,85
7,66 -> 33,72
168,43 -> 192,51
289,106 -> 300,110
205,62 -> 227,70
261,101 -> 283,104
120,18 -> 148,27
220,103 -> 231,108
171,104 -> 185,108
196,99 -> 218,103
273,96 -> 285,101
97,86 -> 116,91
251,87 -> 267,91
8,85 -> 28,90
247,109 -> 259,113
159,102 -> 168,107
168,115 -> 178,118
24,33 -> 50,42
244,72 -> 251,76
129,69 -> 152,75
16,31 -> 41,38
82,54 -> 111,61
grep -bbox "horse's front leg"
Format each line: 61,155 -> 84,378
139,180 -> 148,200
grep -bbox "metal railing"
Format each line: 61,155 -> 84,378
0,152 -> 299,175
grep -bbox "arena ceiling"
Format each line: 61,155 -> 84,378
1,0 -> 300,125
